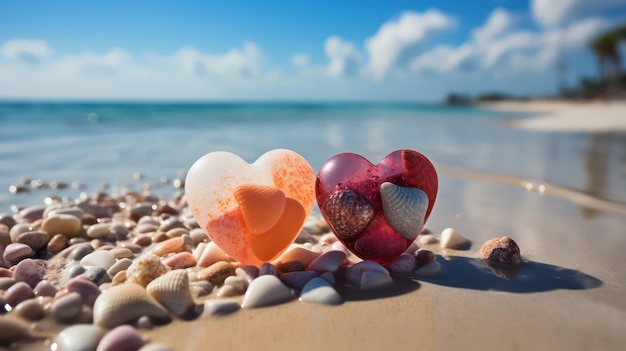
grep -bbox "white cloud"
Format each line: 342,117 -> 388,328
410,43 -> 474,73
1,39 -> 50,64
324,36 -> 360,77
174,41 -> 262,78
472,8 -> 516,45
532,0 -> 626,27
291,53 -> 309,68
364,10 -> 457,80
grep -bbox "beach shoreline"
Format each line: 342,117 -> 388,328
480,99 -> 626,132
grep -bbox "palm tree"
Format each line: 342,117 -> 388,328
590,25 -> 626,90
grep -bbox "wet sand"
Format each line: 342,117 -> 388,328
11,100 -> 626,351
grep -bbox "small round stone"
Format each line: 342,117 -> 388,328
198,261 -> 235,285
481,236 -> 522,265
52,292 -> 83,323
3,243 -> 35,265
47,234 -> 69,253
13,258 -> 45,288
17,231 -> 49,252
41,214 -> 81,237
14,298 -> 45,320
70,244 -> 94,261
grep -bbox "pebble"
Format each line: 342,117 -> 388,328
86,222 -> 112,239
162,251 -> 196,269
55,324 -> 107,351
440,227 -> 471,249
111,247 -> 134,259
385,253 -> 418,276
320,271 -> 335,286
52,291 -> 84,323
0,213 -> 17,229
13,258 -> 45,287
345,260 -> 390,286
277,260 -> 305,274
80,250 -> 116,270
299,277 -> 343,305
107,257 -> 133,278
97,325 -> 146,351
414,249 -> 436,269
202,299 -> 241,316
241,274 -> 295,308
0,277 -> 16,290
481,236 -> 523,265
223,276 -> 248,294
0,315 -> 32,341
417,234 -> 439,245
9,223 -> 30,242
360,271 -> 394,290
216,284 -> 239,297
259,262 -> 278,276
78,201 -> 112,219
280,271 -> 319,290
47,207 -> 85,221
235,265 -> 259,284
3,243 -> 35,265
17,230 -> 49,252
278,246 -> 321,267
149,237 -> 184,257
42,213 -> 82,237
189,228 -> 208,244
307,250 -> 346,272
70,244 -> 94,261
199,261 -> 235,285
84,266 -> 111,285
34,279 -> 58,297
47,233 -> 69,253
18,204 -> 46,222
14,298 -> 45,320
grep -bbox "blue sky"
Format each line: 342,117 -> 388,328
1,0 -> 625,101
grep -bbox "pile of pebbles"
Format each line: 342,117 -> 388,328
0,183 -> 520,351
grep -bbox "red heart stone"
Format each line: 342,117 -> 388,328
316,150 -> 438,264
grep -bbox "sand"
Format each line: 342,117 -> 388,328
483,99 -> 626,132
149,100 -> 625,351
10,100 -> 626,351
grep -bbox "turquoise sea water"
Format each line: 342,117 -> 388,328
1,101 -> 625,211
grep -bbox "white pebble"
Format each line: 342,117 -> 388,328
299,277 -> 342,305
55,324 -> 107,351
241,275 -> 295,308
202,299 -> 240,316
440,228 -> 470,249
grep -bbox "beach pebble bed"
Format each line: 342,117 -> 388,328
0,179 -> 519,350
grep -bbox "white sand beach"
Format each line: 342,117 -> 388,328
484,99 -> 626,132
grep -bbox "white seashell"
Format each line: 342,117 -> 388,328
413,260 -> 443,277
202,299 -> 241,316
379,182 -> 428,241
93,283 -> 171,329
55,324 -> 106,351
146,270 -> 195,318
241,275 -> 295,308
440,227 -> 470,249
307,250 -> 346,272
385,253 -> 417,276
80,250 -> 116,270
344,260 -> 390,286
196,241 -> 233,267
299,277 -> 343,305
360,271 -> 394,290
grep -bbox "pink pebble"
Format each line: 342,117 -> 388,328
97,325 -> 146,351
65,277 -> 101,307
34,280 -> 58,297
3,243 -> 35,265
0,267 -> 12,278
4,281 -> 35,307
13,258 -> 45,288
163,252 -> 197,269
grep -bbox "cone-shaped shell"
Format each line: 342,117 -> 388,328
93,283 -> 170,329
233,184 -> 286,235
146,270 -> 195,318
322,189 -> 373,240
380,182 -> 428,241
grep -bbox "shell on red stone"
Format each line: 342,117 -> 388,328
316,150 -> 438,264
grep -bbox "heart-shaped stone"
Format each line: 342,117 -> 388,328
316,150 -> 438,264
185,149 -> 315,266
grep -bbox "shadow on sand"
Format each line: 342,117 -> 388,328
418,255 -> 603,293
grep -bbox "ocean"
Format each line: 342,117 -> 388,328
1,101 -> 625,213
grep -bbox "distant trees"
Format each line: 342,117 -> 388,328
589,24 -> 626,97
